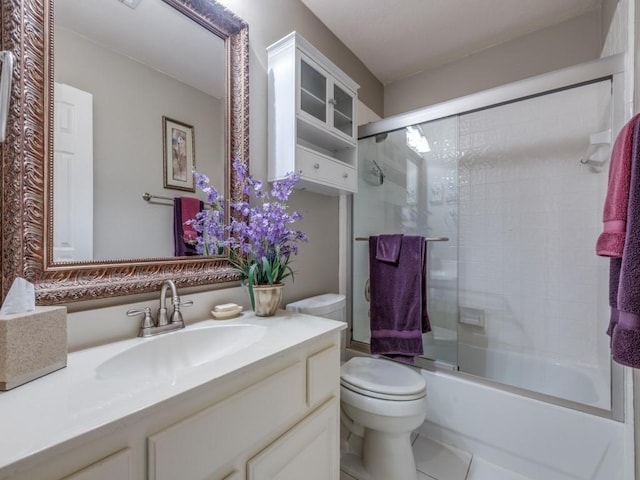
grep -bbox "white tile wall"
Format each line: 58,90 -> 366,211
456,80 -> 612,407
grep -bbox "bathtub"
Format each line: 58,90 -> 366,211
417,365 -> 629,480
457,343 -> 609,410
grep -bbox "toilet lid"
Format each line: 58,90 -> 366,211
340,357 -> 426,399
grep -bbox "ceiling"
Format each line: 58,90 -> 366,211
55,0 -> 226,98
300,0 -> 603,85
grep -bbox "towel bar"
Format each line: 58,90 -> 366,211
143,192 -> 173,203
142,192 -> 215,208
354,236 -> 449,242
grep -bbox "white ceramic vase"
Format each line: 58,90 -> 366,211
251,283 -> 284,317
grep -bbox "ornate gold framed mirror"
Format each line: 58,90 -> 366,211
0,0 -> 249,304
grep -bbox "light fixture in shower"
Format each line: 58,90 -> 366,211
406,125 -> 430,154
118,0 -> 142,9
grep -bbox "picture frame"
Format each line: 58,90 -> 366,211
162,116 -> 195,192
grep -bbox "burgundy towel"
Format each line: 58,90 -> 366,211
369,235 -> 430,361
597,114 -> 640,257
181,196 -> 200,244
609,119 -> 640,367
174,197 -> 203,257
376,234 -> 403,263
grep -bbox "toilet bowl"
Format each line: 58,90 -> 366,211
286,294 -> 427,480
340,357 -> 427,480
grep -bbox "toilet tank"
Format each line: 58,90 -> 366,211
285,293 -> 346,321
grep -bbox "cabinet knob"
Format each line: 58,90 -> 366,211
343,173 -> 349,179
314,163 -> 320,170
328,98 -> 337,106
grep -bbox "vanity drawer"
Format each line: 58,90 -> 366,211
307,345 -> 339,407
62,449 -> 133,480
148,362 -> 306,480
296,145 -> 356,192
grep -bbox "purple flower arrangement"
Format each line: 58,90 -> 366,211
191,158 -> 307,308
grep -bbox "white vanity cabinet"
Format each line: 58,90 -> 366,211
268,32 -> 359,195
150,345 -> 340,480
247,397 -> 338,480
0,319 -> 342,480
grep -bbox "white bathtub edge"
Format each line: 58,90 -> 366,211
417,368 -> 630,480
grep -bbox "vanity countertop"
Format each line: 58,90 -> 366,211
0,310 -> 345,477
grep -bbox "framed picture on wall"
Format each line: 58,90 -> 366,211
162,116 -> 195,192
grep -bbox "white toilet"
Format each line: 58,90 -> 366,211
286,294 -> 428,480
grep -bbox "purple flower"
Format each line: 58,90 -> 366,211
192,159 -> 307,286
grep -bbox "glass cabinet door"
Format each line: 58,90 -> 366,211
300,59 -> 327,123
332,83 -> 354,138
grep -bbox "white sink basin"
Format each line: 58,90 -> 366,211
96,323 -> 267,380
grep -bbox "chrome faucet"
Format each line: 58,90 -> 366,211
126,280 -> 193,337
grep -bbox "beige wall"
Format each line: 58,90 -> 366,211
219,0 -> 383,121
384,10 -> 602,116
602,0 -> 621,51
55,28 -> 223,260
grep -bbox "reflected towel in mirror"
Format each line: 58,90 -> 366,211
174,197 -> 203,256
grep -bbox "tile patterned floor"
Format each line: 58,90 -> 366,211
340,434 -> 532,480
413,436 -> 471,480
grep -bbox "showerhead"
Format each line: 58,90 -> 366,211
363,159 -> 385,186
375,132 -> 388,143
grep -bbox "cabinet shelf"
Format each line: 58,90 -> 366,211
301,87 -> 326,106
333,109 -> 352,122
297,115 -> 355,151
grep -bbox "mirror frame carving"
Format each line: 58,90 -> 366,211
0,0 -> 249,304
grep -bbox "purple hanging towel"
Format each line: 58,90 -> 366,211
369,235 -> 431,361
609,119 -> 640,367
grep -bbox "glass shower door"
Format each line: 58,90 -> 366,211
353,74 -> 615,412
353,117 -> 459,366
456,80 -> 612,409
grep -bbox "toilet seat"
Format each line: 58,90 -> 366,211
340,357 -> 426,401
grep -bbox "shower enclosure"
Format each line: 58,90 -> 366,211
351,54 -> 625,418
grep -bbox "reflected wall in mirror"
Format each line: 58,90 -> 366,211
0,0 -> 249,303
54,0 -> 224,261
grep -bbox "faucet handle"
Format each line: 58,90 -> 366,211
169,297 -> 192,326
127,307 -> 155,336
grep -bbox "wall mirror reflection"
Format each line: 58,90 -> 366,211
53,0 -> 225,262
0,0 -> 249,303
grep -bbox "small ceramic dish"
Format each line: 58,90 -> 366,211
211,305 -> 243,320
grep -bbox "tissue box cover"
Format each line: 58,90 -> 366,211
0,306 -> 67,390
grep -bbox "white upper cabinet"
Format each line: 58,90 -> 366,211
268,32 -> 359,195
298,53 -> 356,145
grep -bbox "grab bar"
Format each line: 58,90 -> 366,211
0,51 -> 15,143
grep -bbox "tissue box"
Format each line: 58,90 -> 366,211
0,306 -> 67,390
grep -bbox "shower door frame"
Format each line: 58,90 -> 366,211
351,53 -> 626,421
